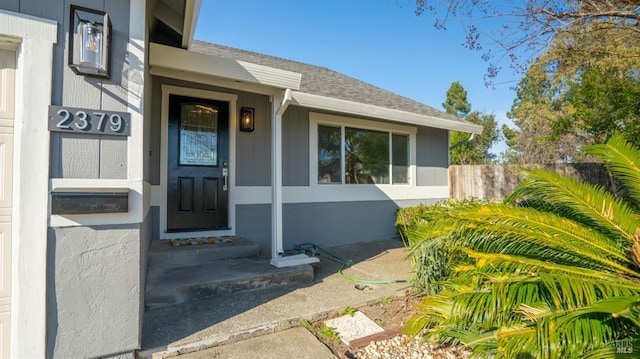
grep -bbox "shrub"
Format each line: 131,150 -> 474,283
401,134 -> 640,358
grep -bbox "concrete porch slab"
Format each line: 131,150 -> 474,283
139,238 -> 411,358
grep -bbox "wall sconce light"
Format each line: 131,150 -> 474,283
239,107 -> 255,132
68,5 -> 111,79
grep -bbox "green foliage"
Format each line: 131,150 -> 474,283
319,324 -> 341,341
564,67 -> 640,147
443,81 -> 471,117
397,200 -> 484,294
504,19 -> 640,164
450,111 -> 500,164
339,306 -> 357,317
302,319 -> 313,328
442,82 -> 501,164
401,134 -> 640,358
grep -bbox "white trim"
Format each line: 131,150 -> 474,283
157,85 -> 238,240
150,67 -> 284,97
150,43 -> 302,91
48,179 -> 144,227
309,112 -> 417,187
182,0 -> 202,49
293,91 -> 483,134
0,10 -> 57,44
230,186 -> 449,205
271,91 -> 287,258
1,10 -> 57,359
128,0 -> 145,181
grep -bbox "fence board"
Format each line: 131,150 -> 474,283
449,163 -> 613,200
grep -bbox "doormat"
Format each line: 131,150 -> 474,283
170,236 -> 233,247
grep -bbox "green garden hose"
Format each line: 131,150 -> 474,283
289,243 -> 402,285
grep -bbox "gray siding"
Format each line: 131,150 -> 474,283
282,106 -> 310,186
50,133 -> 127,178
0,0 -> 17,12
235,204 -> 272,248
236,198 -> 445,249
283,199 -> 443,248
149,77 -> 272,186
7,1 -> 142,357
25,0 -> 132,179
236,198 -> 444,250
47,224 -> 141,359
236,92 -> 271,186
416,126 -> 449,186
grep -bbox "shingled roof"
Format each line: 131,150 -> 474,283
190,40 -> 475,130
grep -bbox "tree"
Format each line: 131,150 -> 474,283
502,20 -> 640,163
444,82 -> 500,164
401,134 -> 640,358
414,0 -> 640,82
502,61 -> 587,164
442,81 -> 471,117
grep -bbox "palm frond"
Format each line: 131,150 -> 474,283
584,134 -> 640,204
507,168 -> 639,244
438,205 -> 637,275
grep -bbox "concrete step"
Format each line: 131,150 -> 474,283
145,258 -> 315,309
148,237 -> 260,269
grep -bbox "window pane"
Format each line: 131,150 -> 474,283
318,125 -> 341,183
392,134 -> 409,184
180,103 -> 218,166
345,127 -> 389,184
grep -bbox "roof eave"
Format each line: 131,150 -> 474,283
182,0 -> 202,49
291,91 -> 483,134
149,42 -> 302,90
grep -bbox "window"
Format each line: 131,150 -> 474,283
316,120 -> 411,185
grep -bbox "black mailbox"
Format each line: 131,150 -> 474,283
51,191 -> 129,214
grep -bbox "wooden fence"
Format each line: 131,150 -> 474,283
449,163 -> 613,200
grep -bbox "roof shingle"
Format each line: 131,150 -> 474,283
190,40 -> 469,126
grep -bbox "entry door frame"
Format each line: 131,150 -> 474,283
159,85 -> 238,239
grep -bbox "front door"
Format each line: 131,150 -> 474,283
167,95 -> 229,231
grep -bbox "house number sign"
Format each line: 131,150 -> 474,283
48,105 -> 131,136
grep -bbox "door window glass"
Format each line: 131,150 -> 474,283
179,103 -> 218,166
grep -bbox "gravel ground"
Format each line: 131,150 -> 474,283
351,335 -> 473,359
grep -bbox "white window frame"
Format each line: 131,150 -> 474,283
309,112 -> 417,188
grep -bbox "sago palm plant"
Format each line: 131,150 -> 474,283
402,134 -> 640,358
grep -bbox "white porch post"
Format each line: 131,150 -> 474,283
270,89 -> 318,268
271,91 -> 285,259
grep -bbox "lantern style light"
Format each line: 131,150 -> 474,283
69,5 -> 111,79
239,107 -> 255,132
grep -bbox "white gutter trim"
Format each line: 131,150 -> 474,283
270,89 -> 318,268
182,0 -> 202,49
149,43 -> 302,91
276,88 -> 292,117
291,91 -> 483,134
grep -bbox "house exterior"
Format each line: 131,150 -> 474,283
0,0 -> 481,358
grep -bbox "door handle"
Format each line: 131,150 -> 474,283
222,168 -> 228,191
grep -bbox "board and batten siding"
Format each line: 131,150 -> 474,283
45,0 -> 131,179
283,106 -> 310,186
235,91 -> 271,186
416,126 -> 448,186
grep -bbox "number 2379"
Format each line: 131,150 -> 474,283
48,106 -> 131,136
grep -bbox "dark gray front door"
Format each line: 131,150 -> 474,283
167,95 -> 229,231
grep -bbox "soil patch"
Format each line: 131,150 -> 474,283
303,291 -> 422,358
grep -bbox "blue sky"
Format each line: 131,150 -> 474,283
194,0 -> 522,155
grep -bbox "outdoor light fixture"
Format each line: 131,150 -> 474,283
68,5 -> 111,78
239,107 -> 255,132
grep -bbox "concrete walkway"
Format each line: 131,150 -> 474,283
139,238 -> 412,358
